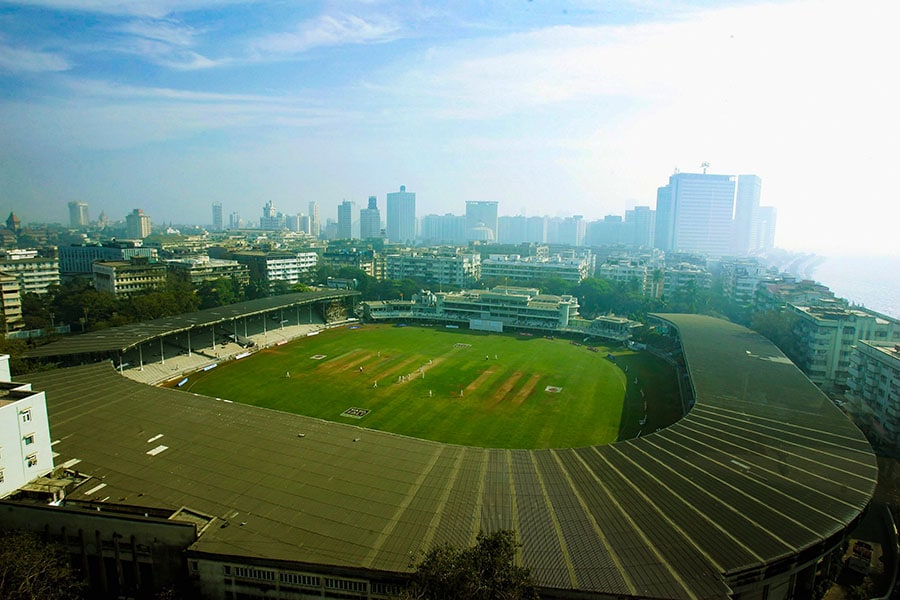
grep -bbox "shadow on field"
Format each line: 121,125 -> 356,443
614,351 -> 685,442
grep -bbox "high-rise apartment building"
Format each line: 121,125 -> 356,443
308,202 -> 320,238
337,200 -> 354,240
465,201 -> 498,241
212,202 -> 223,232
655,172 -> 764,256
68,201 -> 89,228
587,216 -> 624,247
229,212 -> 241,229
360,196 -> 381,240
732,175 -> 762,254
386,185 -> 416,243
125,208 -> 151,239
420,214 -> 466,245
625,206 -> 655,248
756,206 -> 777,250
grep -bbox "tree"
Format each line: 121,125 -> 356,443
402,530 -> 538,600
198,277 -> 238,309
0,529 -> 84,599
574,277 -> 613,317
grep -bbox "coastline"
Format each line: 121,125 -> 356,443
806,255 -> 899,319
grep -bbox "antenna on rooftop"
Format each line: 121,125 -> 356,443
701,161 -> 710,174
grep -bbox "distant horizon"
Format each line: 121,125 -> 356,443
2,0 -> 896,255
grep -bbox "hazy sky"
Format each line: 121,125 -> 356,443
0,0 -> 896,255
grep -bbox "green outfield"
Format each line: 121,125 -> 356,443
182,324 -> 680,448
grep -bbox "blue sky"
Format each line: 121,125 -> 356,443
0,0 -> 897,255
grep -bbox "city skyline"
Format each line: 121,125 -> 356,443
1,0 -> 896,256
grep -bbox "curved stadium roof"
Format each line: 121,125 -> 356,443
28,314 -> 877,599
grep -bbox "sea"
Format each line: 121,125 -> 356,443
805,255 -> 900,319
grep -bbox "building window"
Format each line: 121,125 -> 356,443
26,454 -> 37,468
23,434 -> 35,446
20,408 -> 32,423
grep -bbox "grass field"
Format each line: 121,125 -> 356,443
182,324 -> 681,449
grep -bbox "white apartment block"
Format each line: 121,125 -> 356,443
296,252 -> 319,276
720,259 -> 771,306
847,341 -> 900,451
596,261 -> 661,296
0,249 -> 60,295
233,251 -> 318,288
266,255 -> 301,284
481,254 -> 591,284
790,304 -> 900,388
662,263 -> 712,294
0,355 -> 54,499
385,251 -> 480,286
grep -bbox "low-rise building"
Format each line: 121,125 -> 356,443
385,249 -> 480,286
165,256 -> 250,287
790,304 -> 900,389
320,247 -> 380,279
0,249 -> 60,295
363,286 -> 639,340
596,260 -> 664,297
93,257 -> 168,297
757,278 -> 842,313
481,253 -> 592,284
847,341 -> 900,452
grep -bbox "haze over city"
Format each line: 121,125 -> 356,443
1,0 -> 897,256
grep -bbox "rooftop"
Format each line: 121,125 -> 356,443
28,314 -> 876,599
24,289 -> 358,359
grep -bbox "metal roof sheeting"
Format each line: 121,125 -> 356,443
28,314 -> 876,599
24,290 -> 358,358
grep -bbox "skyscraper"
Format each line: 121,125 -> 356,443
624,206 -> 655,248
756,206 -> 777,250
125,209 -> 151,239
229,212 -> 241,229
654,171 -> 762,256
337,200 -> 354,240
68,201 -> 89,228
211,202 -> 223,232
465,201 -> 498,241
308,201 -> 320,238
386,185 -> 416,243
260,201 -> 284,230
732,175 -> 762,254
360,196 -> 381,240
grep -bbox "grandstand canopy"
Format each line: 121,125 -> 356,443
27,314 -> 877,599
24,290 -> 358,359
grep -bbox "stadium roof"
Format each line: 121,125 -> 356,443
24,290 -> 358,359
28,314 -> 877,599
